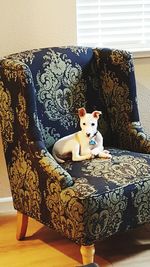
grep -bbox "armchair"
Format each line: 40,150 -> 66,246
0,46 -> 150,265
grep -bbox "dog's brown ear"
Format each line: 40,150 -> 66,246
78,107 -> 86,117
92,110 -> 102,119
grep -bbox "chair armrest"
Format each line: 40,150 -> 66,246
29,140 -> 74,190
119,122 -> 150,153
93,48 -> 150,153
0,58 -> 73,191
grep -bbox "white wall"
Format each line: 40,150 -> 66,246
0,136 -> 14,213
0,137 -> 11,197
0,0 -> 77,57
134,58 -> 150,135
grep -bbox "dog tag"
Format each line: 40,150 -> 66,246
89,139 -> 96,145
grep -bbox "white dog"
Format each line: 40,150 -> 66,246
52,107 -> 112,163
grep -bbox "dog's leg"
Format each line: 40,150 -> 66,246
72,145 -> 92,161
91,148 -> 112,159
73,154 -> 93,161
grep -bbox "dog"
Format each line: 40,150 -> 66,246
52,107 -> 112,163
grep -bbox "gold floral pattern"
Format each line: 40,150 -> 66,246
87,188 -> 127,240
44,164 -> 86,241
116,122 -> 150,153
9,142 -> 42,219
71,178 -> 96,198
0,82 -> 14,151
60,187 -> 85,241
38,149 -> 73,189
16,93 -> 29,129
82,155 -> 150,186
2,59 -> 33,87
110,49 -> 134,74
95,48 -> 150,153
133,180 -> 150,224
101,68 -> 132,127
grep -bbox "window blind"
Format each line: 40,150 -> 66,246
76,0 -> 150,52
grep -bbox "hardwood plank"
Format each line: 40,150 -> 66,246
0,213 -> 110,267
1,213 -> 150,266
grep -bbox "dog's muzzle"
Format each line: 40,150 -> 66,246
86,131 -> 98,138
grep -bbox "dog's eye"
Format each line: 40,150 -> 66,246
83,122 -> 86,126
91,123 -> 95,126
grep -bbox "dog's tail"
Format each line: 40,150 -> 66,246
52,148 -> 65,164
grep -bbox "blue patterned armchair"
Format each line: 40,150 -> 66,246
0,46 -> 150,265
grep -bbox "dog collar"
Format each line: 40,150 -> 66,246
89,139 -> 96,145
89,131 -> 98,145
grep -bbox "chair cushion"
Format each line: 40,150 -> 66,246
62,148 -> 150,192
59,148 -> 150,244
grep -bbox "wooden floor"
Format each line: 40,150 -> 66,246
0,212 -> 150,267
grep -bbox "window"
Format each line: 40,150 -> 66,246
76,0 -> 150,55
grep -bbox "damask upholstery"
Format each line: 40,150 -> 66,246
0,46 -> 150,255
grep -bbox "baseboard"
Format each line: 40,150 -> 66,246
0,197 -> 15,214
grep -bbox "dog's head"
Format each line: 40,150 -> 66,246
78,107 -> 102,138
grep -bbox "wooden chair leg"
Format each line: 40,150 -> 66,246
80,244 -> 95,265
16,211 -> 28,240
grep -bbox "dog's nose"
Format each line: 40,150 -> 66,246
86,133 -> 91,137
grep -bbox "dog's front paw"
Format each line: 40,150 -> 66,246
87,153 -> 94,159
103,150 -> 112,159
99,151 -> 112,159
106,153 -> 112,159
